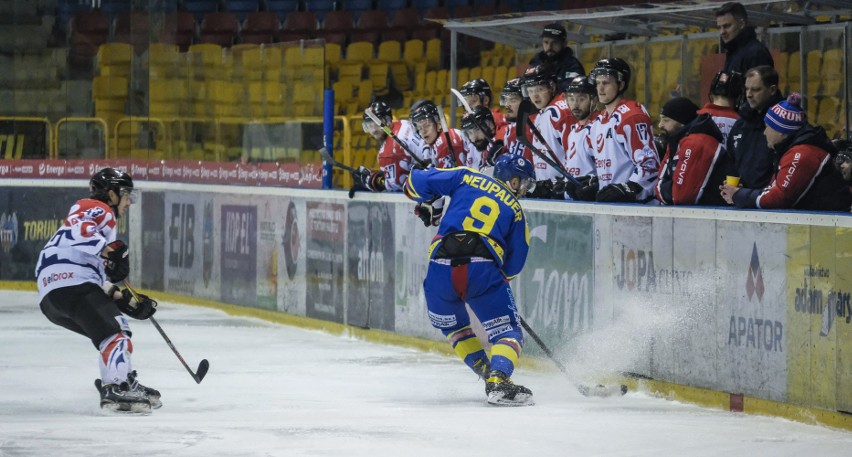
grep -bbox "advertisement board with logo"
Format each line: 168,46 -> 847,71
0,120 -> 49,159
277,199 -> 306,316
256,198 -> 281,310
163,192 -> 207,297
305,201 -> 344,323
786,225 -> 850,410
0,187 -> 92,280
516,212 -> 594,357
346,202 -> 396,331
220,204 -> 257,307
833,228 -> 852,412
716,221 -> 788,401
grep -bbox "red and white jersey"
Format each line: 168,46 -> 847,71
395,119 -> 432,166
531,97 -> 576,180
35,199 -> 117,299
697,102 -> 739,145
563,119 -> 597,178
492,108 -> 508,135
422,128 -> 477,170
590,99 -> 659,200
498,121 -> 534,163
377,120 -> 417,191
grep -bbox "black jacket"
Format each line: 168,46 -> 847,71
530,47 -> 586,83
722,26 -> 774,75
726,91 -> 784,188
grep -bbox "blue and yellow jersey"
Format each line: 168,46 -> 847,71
404,167 -> 529,279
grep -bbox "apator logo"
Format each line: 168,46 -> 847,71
746,243 -> 764,302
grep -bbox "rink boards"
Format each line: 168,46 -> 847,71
2,181 -> 852,416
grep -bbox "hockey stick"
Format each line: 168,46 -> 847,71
436,105 -> 458,168
123,280 -> 210,384
364,107 -> 431,169
319,146 -> 358,173
515,133 -> 582,186
519,316 -> 626,398
449,88 -> 497,147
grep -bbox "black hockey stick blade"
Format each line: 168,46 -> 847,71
194,359 -> 210,384
319,147 -> 357,173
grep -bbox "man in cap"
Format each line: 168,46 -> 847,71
720,93 -> 852,211
529,22 -> 585,82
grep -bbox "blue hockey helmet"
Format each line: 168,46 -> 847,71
493,154 -> 536,194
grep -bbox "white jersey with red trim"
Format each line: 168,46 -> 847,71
377,120 -> 416,191
531,97 -> 574,180
590,99 -> 659,199
35,199 -> 117,299
498,121 -> 534,163
697,102 -> 739,145
564,119 -> 597,177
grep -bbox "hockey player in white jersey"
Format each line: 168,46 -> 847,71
35,168 -> 160,413
519,64 -> 576,190
409,99 -> 479,170
583,58 -> 659,203
350,100 -> 420,194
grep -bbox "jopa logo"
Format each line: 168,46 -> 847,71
746,242 -> 764,302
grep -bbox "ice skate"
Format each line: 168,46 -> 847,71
485,370 -> 534,407
128,370 -> 162,409
99,381 -> 151,414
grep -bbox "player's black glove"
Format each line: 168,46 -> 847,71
596,181 -> 643,203
528,179 -> 554,199
110,285 -> 157,320
412,159 -> 434,171
573,175 -> 599,201
348,166 -> 385,198
551,176 -> 567,200
414,200 -> 443,227
104,240 -> 129,283
483,140 -> 505,167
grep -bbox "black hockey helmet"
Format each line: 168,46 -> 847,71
563,75 -> 596,95
520,64 -> 556,89
709,70 -> 745,102
461,105 -> 495,138
90,167 -> 136,205
500,78 -> 523,107
409,99 -> 440,125
835,139 -> 852,166
364,100 -> 393,123
459,78 -> 493,105
590,57 -> 631,92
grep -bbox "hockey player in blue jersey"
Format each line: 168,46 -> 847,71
403,154 -> 536,406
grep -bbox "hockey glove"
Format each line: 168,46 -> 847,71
596,181 -> 643,203
103,240 -> 129,283
414,199 -> 444,227
529,179 -> 554,199
110,286 -> 157,320
573,175 -> 599,201
483,140 -> 505,167
551,176 -> 568,200
349,166 -> 385,198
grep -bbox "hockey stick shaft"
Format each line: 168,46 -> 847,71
123,280 -> 210,384
436,105 -> 458,168
524,114 -> 575,180
516,134 -> 582,186
319,147 -> 358,173
365,108 -> 430,168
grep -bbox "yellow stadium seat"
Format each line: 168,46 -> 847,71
345,41 -> 374,64
403,39 -> 425,71
493,66 -> 509,92
436,69 -> 448,98
787,51 -> 801,85
325,42 -> 342,68
97,43 -> 133,77
357,78 -> 373,109
468,66 -> 482,81
303,46 -> 324,68
147,43 -> 181,78
423,70 -> 437,97
425,38 -> 441,70
369,62 -> 390,95
457,67 -> 469,86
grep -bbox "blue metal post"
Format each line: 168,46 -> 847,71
322,88 -> 334,189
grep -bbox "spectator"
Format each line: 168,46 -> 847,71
834,139 -> 852,182
529,22 -> 585,82
519,64 -> 575,186
459,78 -> 508,135
350,100 -> 418,195
655,97 -> 728,206
584,58 -> 659,203
720,93 -> 852,211
726,65 -> 784,189
495,78 -> 533,162
697,70 -> 743,144
715,2 -> 774,75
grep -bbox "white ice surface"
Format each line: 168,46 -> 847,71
1,290 -> 851,457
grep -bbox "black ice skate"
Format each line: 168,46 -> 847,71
99,381 -> 151,414
128,370 -> 162,409
96,371 -> 161,409
485,370 -> 534,407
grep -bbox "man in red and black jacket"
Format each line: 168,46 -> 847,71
655,97 -> 728,206
720,93 -> 852,211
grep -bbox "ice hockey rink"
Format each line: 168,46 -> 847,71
2,289 -> 851,457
